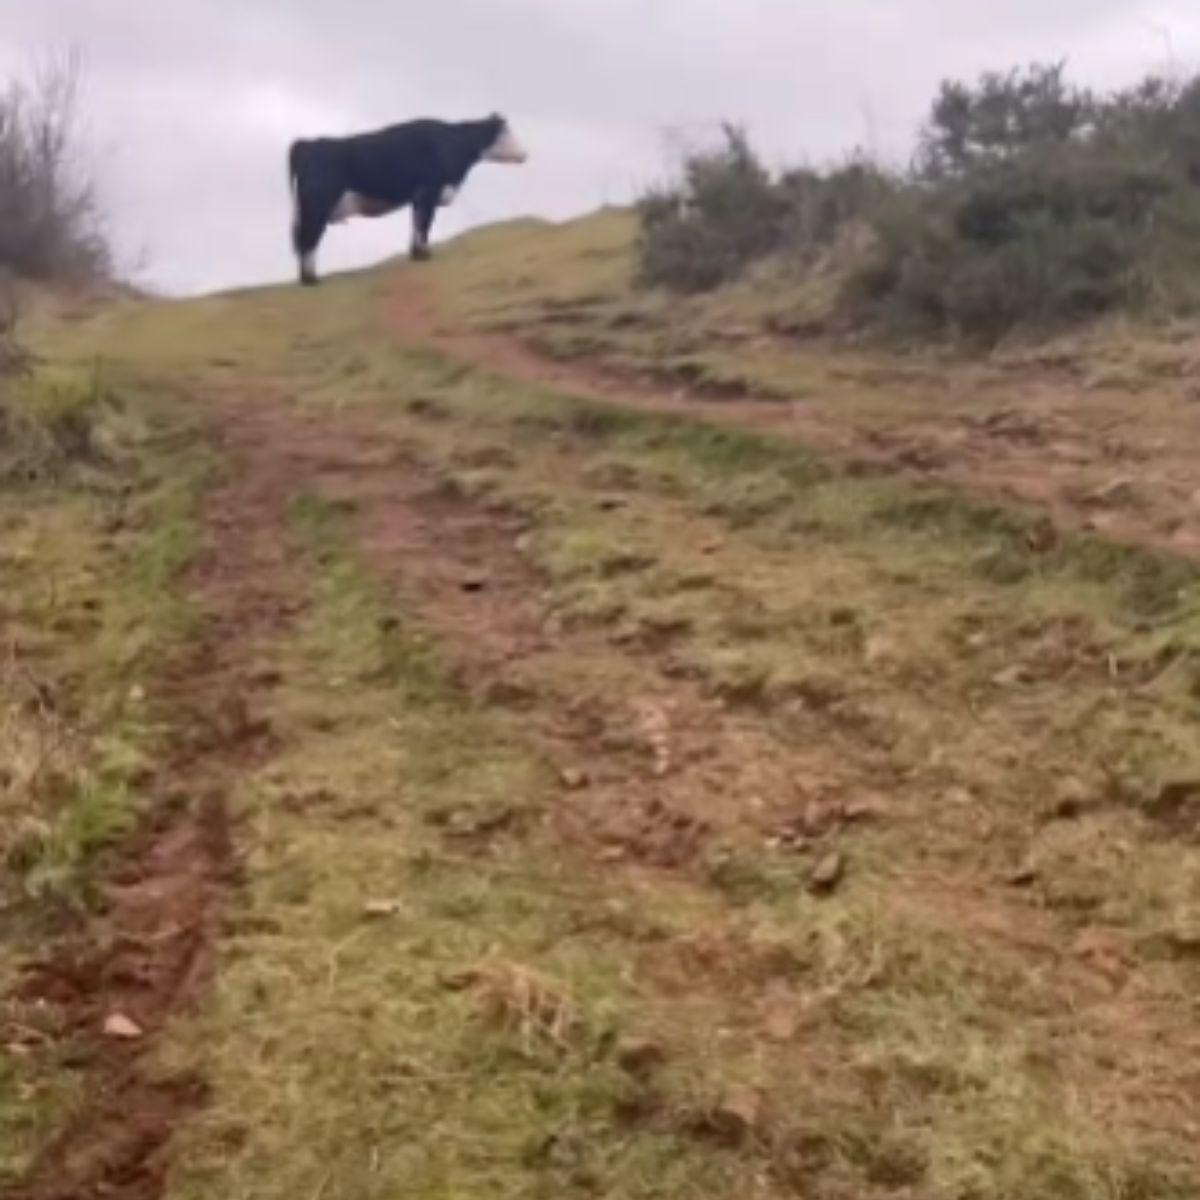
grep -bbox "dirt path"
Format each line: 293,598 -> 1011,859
389,277 -> 1200,562
8,405 -> 303,1200
188,386 -> 1200,1179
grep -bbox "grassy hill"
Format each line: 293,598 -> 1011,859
3,216 -> 1200,1200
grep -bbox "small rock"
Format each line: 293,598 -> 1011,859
761,1000 -> 799,1044
559,767 -> 590,791
1007,861 -> 1039,888
597,496 -> 628,512
102,1012 -> 143,1041
616,1037 -> 666,1076
1084,476 -> 1137,508
992,664 -> 1033,687
1025,517 -> 1058,554
1044,777 -> 1095,822
362,899 -> 407,919
705,1086 -> 764,1145
1164,927 -> 1200,958
439,967 -> 480,992
459,571 -> 488,593
1073,928 -> 1130,983
1146,777 -> 1200,821
863,635 -> 897,667
842,796 -> 887,824
809,852 -> 845,894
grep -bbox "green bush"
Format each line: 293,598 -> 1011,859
637,61 -> 1200,343
637,125 -> 789,291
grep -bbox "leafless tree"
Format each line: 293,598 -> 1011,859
0,49 -> 111,284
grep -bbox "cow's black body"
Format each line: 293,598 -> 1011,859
288,114 -> 522,286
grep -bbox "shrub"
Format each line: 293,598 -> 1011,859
637,61 -> 1200,344
637,125 -> 791,291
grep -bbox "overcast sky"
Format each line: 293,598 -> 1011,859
3,2 -> 1200,295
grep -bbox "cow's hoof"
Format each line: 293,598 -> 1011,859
410,245 -> 432,263
300,274 -> 319,287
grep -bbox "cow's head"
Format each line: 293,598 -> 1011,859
481,113 -> 528,164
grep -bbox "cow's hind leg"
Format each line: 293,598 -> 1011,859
410,189 -> 438,262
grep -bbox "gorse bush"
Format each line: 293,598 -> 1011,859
637,125 -> 790,291
0,52 -> 110,285
637,125 -> 890,292
638,62 -> 1200,343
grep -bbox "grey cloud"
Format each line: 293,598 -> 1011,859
3,2 -> 1198,293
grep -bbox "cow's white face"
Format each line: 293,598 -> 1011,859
483,123 -> 528,164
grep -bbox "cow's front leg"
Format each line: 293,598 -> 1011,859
410,189 -> 438,262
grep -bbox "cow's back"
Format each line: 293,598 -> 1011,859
340,120 -> 450,201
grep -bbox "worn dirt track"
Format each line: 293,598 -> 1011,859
7,402 -> 300,1200
388,277 -> 1200,562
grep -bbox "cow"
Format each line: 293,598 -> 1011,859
287,114 -> 528,286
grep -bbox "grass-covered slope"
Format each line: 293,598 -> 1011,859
3,240 -> 1199,1200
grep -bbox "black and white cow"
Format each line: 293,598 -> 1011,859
287,114 -> 527,285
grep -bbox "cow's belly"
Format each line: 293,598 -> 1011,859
330,191 -> 397,223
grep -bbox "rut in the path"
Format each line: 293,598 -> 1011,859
8,406 -> 303,1200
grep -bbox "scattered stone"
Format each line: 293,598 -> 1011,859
704,1086 -> 764,1145
992,664 -> 1033,687
459,571 -> 488,593
1146,777 -> 1200,822
597,496 -> 629,512
1024,517 -> 1058,554
863,635 -> 897,667
1072,928 -> 1130,985
439,967 -> 480,992
809,852 -> 845,894
761,1000 -> 799,1044
362,899 -> 407,919
102,1012 -> 143,1041
616,1037 -> 666,1076
1163,927 -> 1200,959
1044,777 -> 1096,822
1084,476 -> 1137,508
559,767 -> 590,791
842,795 -> 888,824
1007,861 -> 1039,888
